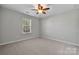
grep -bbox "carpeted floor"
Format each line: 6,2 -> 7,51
0,38 -> 79,55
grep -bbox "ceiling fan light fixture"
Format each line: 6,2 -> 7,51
32,4 -> 50,14
38,10 -> 43,13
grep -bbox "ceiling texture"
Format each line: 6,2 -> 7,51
1,4 -> 79,18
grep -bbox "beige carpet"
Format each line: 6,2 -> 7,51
0,38 -> 79,55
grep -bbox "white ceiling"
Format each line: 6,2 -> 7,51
1,4 -> 79,18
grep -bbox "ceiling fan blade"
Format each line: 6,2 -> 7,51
36,12 -> 39,14
43,8 -> 50,10
38,4 -> 41,7
42,11 -> 46,14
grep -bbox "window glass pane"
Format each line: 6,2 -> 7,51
23,19 -> 31,26
25,19 -> 30,26
22,18 -> 31,33
23,26 -> 31,32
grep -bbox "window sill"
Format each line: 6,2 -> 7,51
22,32 -> 32,34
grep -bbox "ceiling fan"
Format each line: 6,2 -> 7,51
32,4 -> 50,14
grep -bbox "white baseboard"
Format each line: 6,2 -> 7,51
1,34 -> 79,47
41,35 -> 79,47
0,35 -> 39,46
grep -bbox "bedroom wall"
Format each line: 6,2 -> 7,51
0,7 -> 40,44
0,6 -> 79,46
0,7 -> 2,43
76,9 -> 79,44
41,9 -> 79,45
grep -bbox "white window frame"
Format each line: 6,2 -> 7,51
22,18 -> 32,34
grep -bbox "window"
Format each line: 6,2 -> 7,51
22,18 -> 31,34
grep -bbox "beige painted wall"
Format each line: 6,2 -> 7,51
0,7 -> 40,44
41,9 -> 79,44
